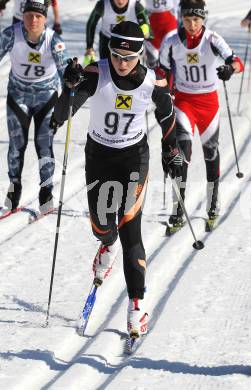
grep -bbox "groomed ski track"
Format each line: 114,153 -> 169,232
0,1 -> 251,389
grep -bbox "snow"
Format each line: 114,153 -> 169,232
1,0 -> 251,389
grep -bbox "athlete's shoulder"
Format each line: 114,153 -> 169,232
205,28 -> 224,43
161,31 -> 179,49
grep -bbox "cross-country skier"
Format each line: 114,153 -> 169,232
50,21 -> 182,339
159,0 -> 244,231
0,0 -> 63,34
0,0 -> 68,212
84,0 -> 151,64
144,0 -> 178,68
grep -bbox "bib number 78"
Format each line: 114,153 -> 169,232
21,64 -> 45,77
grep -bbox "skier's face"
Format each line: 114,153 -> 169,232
182,16 -> 204,36
110,48 -> 139,76
24,12 -> 46,37
113,0 -> 129,8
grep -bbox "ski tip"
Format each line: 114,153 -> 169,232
193,240 -> 204,250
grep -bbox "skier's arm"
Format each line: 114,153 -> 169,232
0,25 -> 15,61
54,64 -> 99,123
152,78 -> 182,178
152,79 -> 176,148
159,36 -> 174,84
86,1 -> 104,50
135,1 -> 152,39
51,34 -> 69,82
211,32 -> 244,73
51,0 -> 60,24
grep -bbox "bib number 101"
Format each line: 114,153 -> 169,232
183,64 -> 207,82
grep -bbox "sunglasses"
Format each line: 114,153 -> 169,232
109,48 -> 140,62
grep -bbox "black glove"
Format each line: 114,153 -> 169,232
63,58 -> 85,85
216,65 -> 234,81
49,112 -> 64,135
53,23 -> 62,35
162,148 -> 183,179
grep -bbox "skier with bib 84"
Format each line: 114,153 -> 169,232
159,0 -> 244,231
50,21 -> 182,340
84,0 -> 151,64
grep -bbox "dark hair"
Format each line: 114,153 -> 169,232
180,0 -> 206,6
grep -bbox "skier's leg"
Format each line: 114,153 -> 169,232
33,90 -> 58,212
198,98 -> 221,217
85,138 -> 121,283
170,102 -> 195,224
117,140 -> 149,336
5,92 -> 32,209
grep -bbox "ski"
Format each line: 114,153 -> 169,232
0,206 -> 37,220
205,216 -> 219,232
28,208 -> 58,223
76,283 -> 98,336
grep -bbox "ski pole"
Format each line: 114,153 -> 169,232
171,177 -> 204,250
45,86 -> 75,326
163,172 -> 167,208
223,81 -> 244,178
145,108 -> 149,136
237,25 -> 250,114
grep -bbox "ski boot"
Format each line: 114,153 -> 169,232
92,239 -> 120,287
39,186 -> 54,214
126,298 -> 148,353
166,203 -> 185,236
4,182 -> 22,210
205,209 -> 219,232
127,298 -> 148,338
206,180 -> 220,232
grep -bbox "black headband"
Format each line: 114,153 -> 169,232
181,4 -> 207,19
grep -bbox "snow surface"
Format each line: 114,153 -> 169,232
1,1 -> 251,389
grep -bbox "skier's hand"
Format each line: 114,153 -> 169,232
63,58 -> 85,87
49,112 -> 64,135
216,65 -> 234,81
84,48 -> 96,66
53,22 -> 62,35
162,147 -> 183,179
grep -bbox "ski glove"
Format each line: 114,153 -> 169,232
216,65 -> 234,81
53,23 -> 63,35
63,58 -> 85,86
84,48 -> 96,66
49,112 -> 64,135
162,148 -> 183,179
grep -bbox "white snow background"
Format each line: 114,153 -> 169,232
1,0 -> 251,389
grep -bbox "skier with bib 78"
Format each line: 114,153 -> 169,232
159,0 -> 244,231
50,21 -> 182,340
0,0 -> 68,213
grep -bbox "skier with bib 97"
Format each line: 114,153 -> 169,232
50,21 -> 182,340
